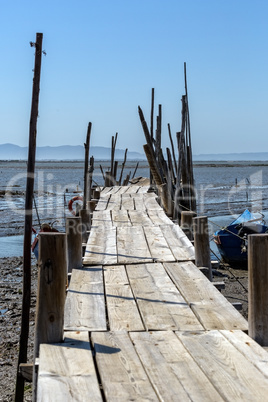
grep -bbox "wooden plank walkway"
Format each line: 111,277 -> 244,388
37,185 -> 268,401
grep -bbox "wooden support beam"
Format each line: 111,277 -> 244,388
248,234 -> 268,346
66,217 -> 82,274
193,216 -> 212,281
181,211 -> 196,241
32,233 -> 67,399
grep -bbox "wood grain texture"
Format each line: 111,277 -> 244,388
130,331 -> 223,402
120,194 -> 135,210
164,261 -> 248,331
111,210 -> 132,227
147,209 -> 173,225
117,226 -> 152,264
83,226 -> 117,265
64,266 -> 106,331
104,265 -> 144,331
91,210 -> 113,228
177,330 -> 268,402
126,263 -> 203,331
92,331 -> 158,401
160,224 -> 195,261
128,210 -> 153,226
143,225 -> 175,262
95,194 -> 110,210
220,330 -> 268,378
37,331 -> 102,401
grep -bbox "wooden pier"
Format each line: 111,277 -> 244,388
36,186 -> 268,401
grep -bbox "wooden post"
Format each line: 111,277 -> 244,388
15,32 -> 43,402
79,209 -> 91,244
248,234 -> 268,345
66,217 -> 82,274
88,200 -> 97,212
32,232 -> 67,400
119,148 -> 128,185
181,211 -> 196,241
83,122 -> 92,209
93,190 -> 100,200
88,156 -> 94,202
193,216 -> 212,281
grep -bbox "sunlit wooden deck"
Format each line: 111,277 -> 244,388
36,186 -> 268,401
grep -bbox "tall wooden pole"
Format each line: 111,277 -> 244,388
15,32 -> 43,402
83,122 -> 92,209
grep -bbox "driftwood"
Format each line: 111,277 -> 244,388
138,66 -> 196,219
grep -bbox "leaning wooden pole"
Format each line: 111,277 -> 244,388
15,32 -> 43,402
83,122 -> 92,209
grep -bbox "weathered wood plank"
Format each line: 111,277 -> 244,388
120,194 -> 135,210
83,226 -> 117,265
160,224 -> 195,261
147,209 -> 173,225
220,330 -> 268,378
126,263 -> 203,331
91,210 -> 113,228
143,195 -> 162,210
132,194 -> 146,211
95,194 -> 110,210
37,331 -> 102,401
104,265 -> 144,331
92,331 -> 158,401
164,261 -> 248,330
130,331 -> 223,402
64,266 -> 106,331
101,187 -> 112,195
128,210 -> 153,226
177,330 -> 268,402
124,185 -> 140,194
117,226 -> 152,264
107,194 -> 121,210
143,226 -> 175,262
136,185 -> 150,193
111,210 -> 132,227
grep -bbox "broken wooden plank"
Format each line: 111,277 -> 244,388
177,330 -> 268,402
130,331 -> 223,402
104,265 -> 144,331
37,331 -> 102,401
83,226 -> 117,265
64,266 -> 106,331
92,331 -> 158,401
164,261 -> 248,331
117,226 -> 152,264
126,263 -> 203,331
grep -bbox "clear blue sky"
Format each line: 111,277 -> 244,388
1,0 -> 268,155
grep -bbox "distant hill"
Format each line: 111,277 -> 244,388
193,152 -> 268,161
0,144 -> 145,160
1,144 -> 268,162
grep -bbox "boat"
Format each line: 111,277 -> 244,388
213,209 -> 268,267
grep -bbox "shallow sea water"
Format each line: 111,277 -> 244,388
1,159 -> 268,258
